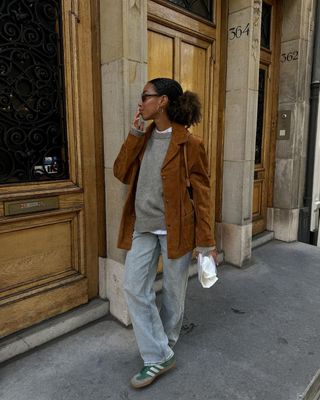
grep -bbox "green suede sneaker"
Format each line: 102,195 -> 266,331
131,355 -> 176,389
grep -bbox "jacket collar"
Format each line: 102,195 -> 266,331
171,122 -> 189,144
163,122 -> 190,169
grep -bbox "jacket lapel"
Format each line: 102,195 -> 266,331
161,123 -> 189,170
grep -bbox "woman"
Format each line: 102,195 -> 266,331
113,78 -> 218,389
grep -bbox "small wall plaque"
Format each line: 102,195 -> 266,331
4,197 -> 59,216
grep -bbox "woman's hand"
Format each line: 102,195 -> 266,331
207,249 -> 219,266
195,248 -> 219,266
133,109 -> 144,131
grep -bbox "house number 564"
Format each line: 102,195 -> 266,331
229,23 -> 250,40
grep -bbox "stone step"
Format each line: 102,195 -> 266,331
252,230 -> 275,249
0,298 -> 109,364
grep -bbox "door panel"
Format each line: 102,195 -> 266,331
180,41 -> 208,139
0,0 -> 99,337
253,181 -> 263,218
148,31 -> 174,79
0,211 -> 83,298
1,222 -> 72,288
0,279 -> 87,337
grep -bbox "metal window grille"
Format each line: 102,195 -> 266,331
165,0 -> 213,22
0,0 -> 69,184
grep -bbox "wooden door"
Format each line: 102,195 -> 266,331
148,0 -> 220,200
252,0 -> 280,236
253,64 -> 271,234
0,0 -> 101,337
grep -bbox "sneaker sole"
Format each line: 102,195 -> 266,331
131,361 -> 176,389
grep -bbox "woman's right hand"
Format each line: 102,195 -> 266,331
133,109 -> 144,131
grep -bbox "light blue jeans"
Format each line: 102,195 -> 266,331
123,231 -> 192,365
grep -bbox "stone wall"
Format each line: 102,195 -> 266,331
219,0 -> 262,267
100,0 -> 147,324
268,0 -> 315,241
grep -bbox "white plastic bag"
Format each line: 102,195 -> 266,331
197,254 -> 218,288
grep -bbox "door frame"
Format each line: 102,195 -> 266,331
252,0 -> 282,236
91,0 -> 107,260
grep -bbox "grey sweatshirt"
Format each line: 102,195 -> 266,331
134,128 -> 171,232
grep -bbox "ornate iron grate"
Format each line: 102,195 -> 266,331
165,0 -> 213,22
0,0 -> 69,184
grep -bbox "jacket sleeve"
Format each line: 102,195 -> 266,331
189,139 -> 216,247
113,130 -> 145,184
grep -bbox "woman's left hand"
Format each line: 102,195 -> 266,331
207,249 -> 219,266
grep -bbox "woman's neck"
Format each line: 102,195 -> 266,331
154,115 -> 171,131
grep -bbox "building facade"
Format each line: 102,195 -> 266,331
0,0 -> 318,337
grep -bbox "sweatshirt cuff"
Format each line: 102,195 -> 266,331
130,127 -> 145,137
195,246 -> 216,255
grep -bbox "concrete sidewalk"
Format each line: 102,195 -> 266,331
1,240 -> 320,400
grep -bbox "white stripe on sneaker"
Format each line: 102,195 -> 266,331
146,371 -> 155,377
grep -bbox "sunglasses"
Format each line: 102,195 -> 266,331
141,93 -> 160,102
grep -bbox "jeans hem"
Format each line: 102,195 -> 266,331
144,349 -> 174,366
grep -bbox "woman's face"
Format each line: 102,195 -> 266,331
138,83 -> 164,120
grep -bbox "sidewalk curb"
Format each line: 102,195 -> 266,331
300,369 -> 320,400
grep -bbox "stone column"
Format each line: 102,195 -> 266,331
99,0 -> 147,324
218,0 -> 261,267
267,0 -> 314,241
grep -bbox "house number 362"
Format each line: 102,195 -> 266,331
280,51 -> 299,63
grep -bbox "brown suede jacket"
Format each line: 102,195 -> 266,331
113,122 -> 215,259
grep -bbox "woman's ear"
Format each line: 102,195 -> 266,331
159,95 -> 169,108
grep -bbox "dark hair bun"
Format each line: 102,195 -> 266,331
167,91 -> 202,127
